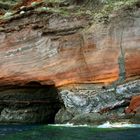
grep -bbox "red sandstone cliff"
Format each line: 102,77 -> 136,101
0,1 -> 139,87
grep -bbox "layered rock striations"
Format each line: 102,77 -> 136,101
0,0 -> 140,124
56,80 -> 140,124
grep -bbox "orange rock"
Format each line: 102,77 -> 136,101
0,6 -> 139,87
125,95 -> 140,114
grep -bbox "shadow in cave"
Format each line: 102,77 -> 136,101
0,81 -> 62,124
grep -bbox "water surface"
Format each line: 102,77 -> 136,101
0,124 -> 140,140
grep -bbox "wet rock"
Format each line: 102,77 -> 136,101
55,108 -> 74,124
70,113 -> 108,125
0,106 -> 57,124
130,114 -> 140,124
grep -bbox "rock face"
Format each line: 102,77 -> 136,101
0,3 -> 140,87
0,5 -> 139,87
0,1 -> 140,124
55,80 -> 140,124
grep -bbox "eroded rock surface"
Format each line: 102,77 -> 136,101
55,80 -> 140,124
0,2 -> 139,87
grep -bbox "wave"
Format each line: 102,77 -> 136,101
97,122 -> 140,128
49,122 -> 140,128
49,123 -> 89,127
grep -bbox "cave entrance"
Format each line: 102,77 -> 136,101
0,82 -> 61,124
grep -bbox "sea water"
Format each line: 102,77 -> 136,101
0,123 -> 140,140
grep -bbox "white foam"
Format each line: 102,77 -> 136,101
50,123 -> 74,127
49,123 -> 89,127
97,121 -> 140,128
49,122 -> 140,128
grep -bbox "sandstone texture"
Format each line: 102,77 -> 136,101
0,1 -> 140,86
0,0 -> 139,124
125,95 -> 140,114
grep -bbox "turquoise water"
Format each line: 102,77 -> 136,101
0,124 -> 140,140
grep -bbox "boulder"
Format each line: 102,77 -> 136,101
125,95 -> 140,114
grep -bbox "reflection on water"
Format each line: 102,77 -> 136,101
0,125 -> 38,136
0,123 -> 140,140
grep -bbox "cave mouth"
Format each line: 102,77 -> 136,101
0,82 -> 61,124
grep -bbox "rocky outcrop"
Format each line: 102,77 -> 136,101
55,80 -> 140,124
125,95 -> 140,114
0,1 -> 140,124
124,95 -> 140,124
